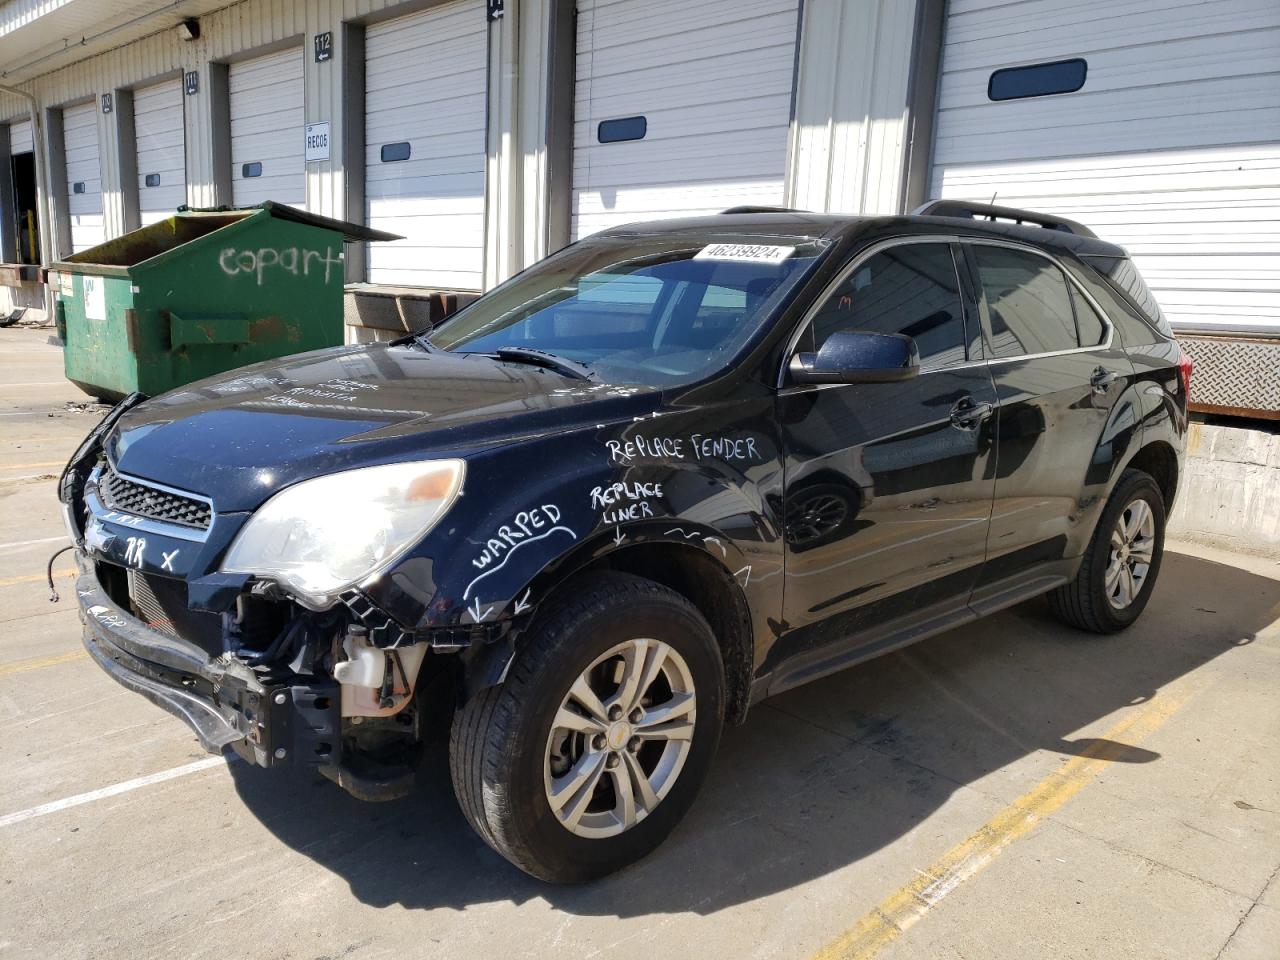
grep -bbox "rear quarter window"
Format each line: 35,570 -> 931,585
1069,286 -> 1107,347
1083,256 -> 1172,337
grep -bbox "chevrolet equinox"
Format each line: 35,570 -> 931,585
63,201 -> 1190,882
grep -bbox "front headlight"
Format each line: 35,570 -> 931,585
221,460 -> 465,608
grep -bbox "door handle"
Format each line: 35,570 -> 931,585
949,397 -> 994,430
1090,367 -> 1119,394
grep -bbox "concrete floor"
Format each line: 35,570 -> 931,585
1,326 -> 1278,960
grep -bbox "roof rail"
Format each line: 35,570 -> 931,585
720,205 -> 807,215
912,200 -> 1097,239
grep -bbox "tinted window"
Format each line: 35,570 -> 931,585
809,243 -> 969,369
430,235 -> 829,386
973,246 -> 1079,357
380,142 -> 411,163
1070,285 -> 1106,347
1083,255 -> 1172,336
989,58 -> 1087,101
598,116 -> 647,144
241,162 -> 262,178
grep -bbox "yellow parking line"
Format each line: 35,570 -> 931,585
0,649 -> 89,678
810,684 -> 1193,960
0,568 -> 75,588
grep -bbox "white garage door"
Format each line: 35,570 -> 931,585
9,118 -> 33,155
230,48 -> 304,207
571,0 -> 800,239
365,0 -> 487,289
930,0 -> 1280,335
62,101 -> 104,254
133,78 -> 186,225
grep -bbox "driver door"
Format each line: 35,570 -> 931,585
771,240 -> 999,675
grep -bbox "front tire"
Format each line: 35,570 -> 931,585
1049,468 -> 1166,633
449,572 -> 725,882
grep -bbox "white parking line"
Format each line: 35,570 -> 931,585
0,535 -> 66,551
0,757 -> 228,829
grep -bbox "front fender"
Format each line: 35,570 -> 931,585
362,398 -> 785,647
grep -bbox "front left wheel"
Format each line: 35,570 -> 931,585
449,572 -> 725,883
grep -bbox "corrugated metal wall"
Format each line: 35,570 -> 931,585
0,0 -> 447,249
788,0 -> 923,216
0,0 -> 929,287
930,0 -> 1280,336
570,0 -> 801,239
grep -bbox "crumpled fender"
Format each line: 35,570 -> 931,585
361,401 -> 785,656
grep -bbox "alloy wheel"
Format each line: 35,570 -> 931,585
1105,497 -> 1156,609
543,638 -> 696,839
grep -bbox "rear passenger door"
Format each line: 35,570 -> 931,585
962,241 -> 1135,605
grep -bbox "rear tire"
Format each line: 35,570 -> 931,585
449,571 -> 724,883
1049,468 -> 1166,633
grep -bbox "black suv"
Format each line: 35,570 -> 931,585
63,201 -> 1189,882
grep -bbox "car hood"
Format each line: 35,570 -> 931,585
107,343 -> 661,512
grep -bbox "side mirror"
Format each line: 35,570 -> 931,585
789,330 -> 920,385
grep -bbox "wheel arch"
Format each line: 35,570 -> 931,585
462,539 -> 756,726
1123,439 -> 1179,509
588,542 -> 754,725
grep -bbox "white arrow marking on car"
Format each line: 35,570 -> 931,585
513,589 -> 532,615
469,597 -> 495,623
734,565 -> 752,587
613,526 -> 625,546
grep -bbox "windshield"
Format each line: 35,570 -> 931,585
428,234 -> 830,386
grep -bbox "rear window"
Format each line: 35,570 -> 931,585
1084,256 -> 1172,337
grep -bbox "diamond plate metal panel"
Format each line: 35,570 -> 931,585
1179,335 -> 1280,416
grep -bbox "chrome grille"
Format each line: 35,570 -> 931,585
99,465 -> 211,530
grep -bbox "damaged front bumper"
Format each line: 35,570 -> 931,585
76,555 -> 340,770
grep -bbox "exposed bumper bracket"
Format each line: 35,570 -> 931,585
77,561 -> 341,769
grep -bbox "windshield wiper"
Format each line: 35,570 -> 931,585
493,346 -> 594,381
410,329 -> 443,353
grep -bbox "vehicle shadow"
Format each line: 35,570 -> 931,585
227,550 -> 1278,915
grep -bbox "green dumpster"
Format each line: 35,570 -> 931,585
49,202 -> 400,400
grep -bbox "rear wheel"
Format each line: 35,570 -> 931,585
1049,468 -> 1166,633
449,572 -> 724,882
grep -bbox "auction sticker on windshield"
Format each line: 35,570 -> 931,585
694,243 -> 795,263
